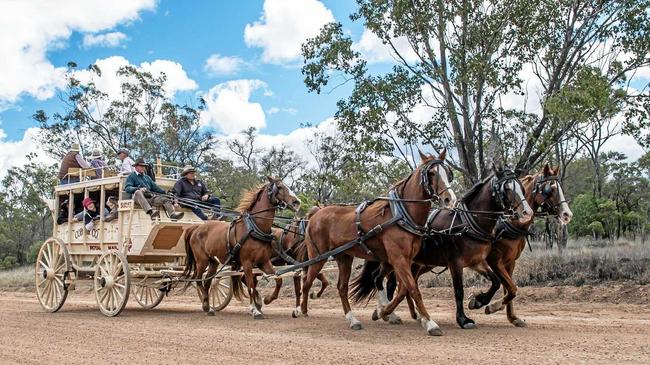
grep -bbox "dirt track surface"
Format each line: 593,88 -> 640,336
1,285 -> 649,364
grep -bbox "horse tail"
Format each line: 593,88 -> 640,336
230,275 -> 248,301
181,225 -> 199,290
350,260 -> 380,304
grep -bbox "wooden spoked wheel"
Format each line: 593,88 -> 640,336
132,279 -> 165,309
35,238 -> 70,313
209,277 -> 233,312
93,251 -> 131,317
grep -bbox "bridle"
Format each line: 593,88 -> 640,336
420,159 -> 454,202
532,175 -> 567,215
267,181 -> 288,210
491,169 -> 528,217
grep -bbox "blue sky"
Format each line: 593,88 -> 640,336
0,0 -> 646,175
0,1 -> 363,141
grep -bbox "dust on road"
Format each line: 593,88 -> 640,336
1,285 -> 649,364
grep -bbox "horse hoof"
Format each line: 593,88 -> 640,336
253,313 -> 264,320
388,314 -> 403,325
263,297 -> 272,305
371,309 -> 380,321
462,322 -> 477,330
350,322 -> 363,330
428,327 -> 443,336
207,309 -> 215,317
202,302 -> 210,312
292,311 -> 297,318
468,297 -> 480,310
512,319 -> 527,328
309,292 -> 317,299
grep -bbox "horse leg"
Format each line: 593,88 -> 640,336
379,258 -> 442,336
334,254 -> 362,330
468,261 -> 501,310
293,275 -> 302,313
297,260 -> 326,318
260,260 -> 282,306
242,263 -> 263,319
194,260 -> 210,313
378,271 -> 403,324
504,261 -> 526,327
203,259 -> 218,316
310,273 -> 329,299
449,263 -> 476,329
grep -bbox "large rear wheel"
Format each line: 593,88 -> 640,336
35,238 -> 71,313
94,251 -> 130,317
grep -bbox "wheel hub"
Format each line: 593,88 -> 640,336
100,276 -> 115,289
43,269 -> 55,281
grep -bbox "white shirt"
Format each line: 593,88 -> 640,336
120,157 -> 136,175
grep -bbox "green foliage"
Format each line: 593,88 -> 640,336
587,221 -> 605,237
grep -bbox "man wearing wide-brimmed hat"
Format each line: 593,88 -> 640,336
172,165 -> 221,220
117,148 -> 135,176
57,143 -> 91,185
124,158 -> 184,220
88,148 -> 108,179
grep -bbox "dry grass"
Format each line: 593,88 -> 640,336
2,240 -> 648,290
422,239 -> 650,288
0,266 -> 34,288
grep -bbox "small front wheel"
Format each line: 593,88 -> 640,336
132,279 -> 165,309
94,251 -> 130,317
209,277 -> 233,312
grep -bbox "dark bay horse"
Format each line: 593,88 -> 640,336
351,164 -> 533,331
263,207 -> 330,311
466,164 -> 573,326
297,151 -> 457,336
182,177 -> 301,318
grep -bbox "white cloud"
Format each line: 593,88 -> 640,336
603,134 -> 645,161
82,31 -> 128,48
204,54 -> 245,76
267,107 -> 298,115
244,0 -> 334,64
200,80 -> 269,135
72,56 -> 197,100
0,0 -> 156,104
214,117 -> 338,168
353,28 -> 420,64
0,127 -> 55,177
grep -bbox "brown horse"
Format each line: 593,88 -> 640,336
182,176 -> 301,318
351,164 -> 534,331
465,164 -> 573,326
263,207 -> 330,310
297,150 -> 457,336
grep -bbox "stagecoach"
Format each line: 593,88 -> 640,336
35,163 -> 236,316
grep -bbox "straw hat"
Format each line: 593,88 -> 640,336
70,143 -> 81,152
132,158 -> 148,167
181,165 -> 197,177
89,148 -> 102,159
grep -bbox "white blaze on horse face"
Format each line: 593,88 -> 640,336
437,165 -> 457,208
555,182 -> 573,225
512,180 -> 533,223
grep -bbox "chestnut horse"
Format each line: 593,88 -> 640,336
351,164 -> 534,331
465,164 -> 573,326
297,151 -> 457,336
263,208 -> 330,309
182,177 -> 300,318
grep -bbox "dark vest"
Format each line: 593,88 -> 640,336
58,151 -> 81,179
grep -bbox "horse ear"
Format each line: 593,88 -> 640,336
266,176 -> 275,183
543,163 -> 551,176
439,148 -> 447,161
418,149 -> 429,162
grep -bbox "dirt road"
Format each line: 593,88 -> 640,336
1,285 -> 649,364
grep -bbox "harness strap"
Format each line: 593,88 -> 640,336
355,201 -> 375,256
459,202 -> 495,242
388,190 -> 429,237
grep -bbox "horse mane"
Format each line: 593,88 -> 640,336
236,184 -> 266,212
460,174 -> 494,203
